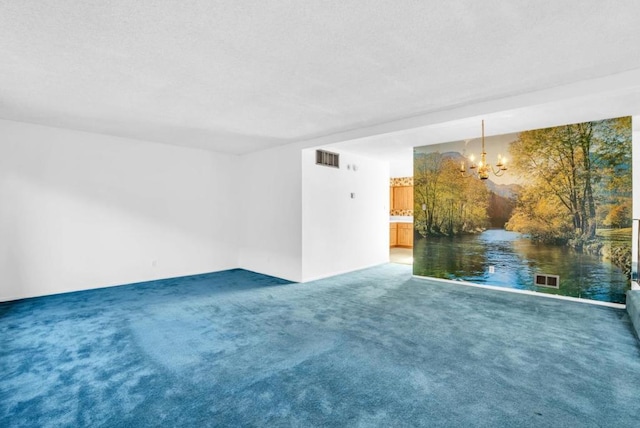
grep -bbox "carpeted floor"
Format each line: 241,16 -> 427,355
1,264 -> 639,427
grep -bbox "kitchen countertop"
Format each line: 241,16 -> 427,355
390,216 -> 413,223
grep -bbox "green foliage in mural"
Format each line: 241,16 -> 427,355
412,116 -> 633,300
503,117 -> 632,276
414,153 -> 489,236
594,116 -> 633,194
504,185 -> 574,244
505,117 -> 632,247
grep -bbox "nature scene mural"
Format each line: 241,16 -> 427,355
413,116 -> 632,303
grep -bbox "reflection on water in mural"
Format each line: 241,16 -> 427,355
412,116 -> 632,304
413,229 -> 628,303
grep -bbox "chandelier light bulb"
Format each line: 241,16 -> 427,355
460,120 -> 508,178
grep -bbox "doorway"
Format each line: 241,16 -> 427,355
390,247 -> 413,265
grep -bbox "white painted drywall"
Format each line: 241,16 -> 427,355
0,120 -> 239,301
238,144 -> 303,282
389,153 -> 414,178
301,148 -> 389,281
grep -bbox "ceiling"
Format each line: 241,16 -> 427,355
331,71 -> 640,165
2,1 -> 640,155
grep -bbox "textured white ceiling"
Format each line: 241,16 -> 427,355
331,70 -> 640,164
1,1 -> 640,154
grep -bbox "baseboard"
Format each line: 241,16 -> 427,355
412,275 -> 626,309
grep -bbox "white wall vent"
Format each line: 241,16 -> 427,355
316,150 -> 340,168
534,274 -> 560,289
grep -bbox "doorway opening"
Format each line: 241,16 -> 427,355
390,247 -> 413,265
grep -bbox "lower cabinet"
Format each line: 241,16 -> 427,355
390,222 -> 413,247
390,223 -> 398,247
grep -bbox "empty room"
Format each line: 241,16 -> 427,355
2,1 -> 640,427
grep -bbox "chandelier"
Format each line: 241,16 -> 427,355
460,120 -> 507,179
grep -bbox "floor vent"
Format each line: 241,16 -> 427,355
534,274 -> 560,289
316,149 -> 340,168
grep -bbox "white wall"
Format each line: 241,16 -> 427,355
389,154 -> 414,178
0,120 -> 239,301
238,144 -> 303,282
302,148 -> 389,281
0,123 -> 392,298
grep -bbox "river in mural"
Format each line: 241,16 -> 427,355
412,116 -> 632,304
413,229 -> 628,303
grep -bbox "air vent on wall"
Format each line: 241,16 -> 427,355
534,274 -> 560,289
316,150 -> 340,168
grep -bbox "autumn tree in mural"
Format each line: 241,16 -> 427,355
505,117 -> 632,252
412,116 -> 632,302
414,153 -> 490,236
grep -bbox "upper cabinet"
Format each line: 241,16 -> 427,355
389,187 -> 394,210
390,177 -> 414,214
392,186 -> 413,211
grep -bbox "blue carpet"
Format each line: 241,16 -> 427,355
1,265 -> 639,427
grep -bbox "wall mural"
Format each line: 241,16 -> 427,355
413,116 -> 632,303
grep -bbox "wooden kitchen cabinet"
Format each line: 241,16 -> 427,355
389,187 -> 394,210
389,223 -> 398,247
392,186 -> 413,210
397,222 -> 414,247
390,222 -> 412,248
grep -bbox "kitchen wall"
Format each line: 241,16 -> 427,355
0,119 -> 240,301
